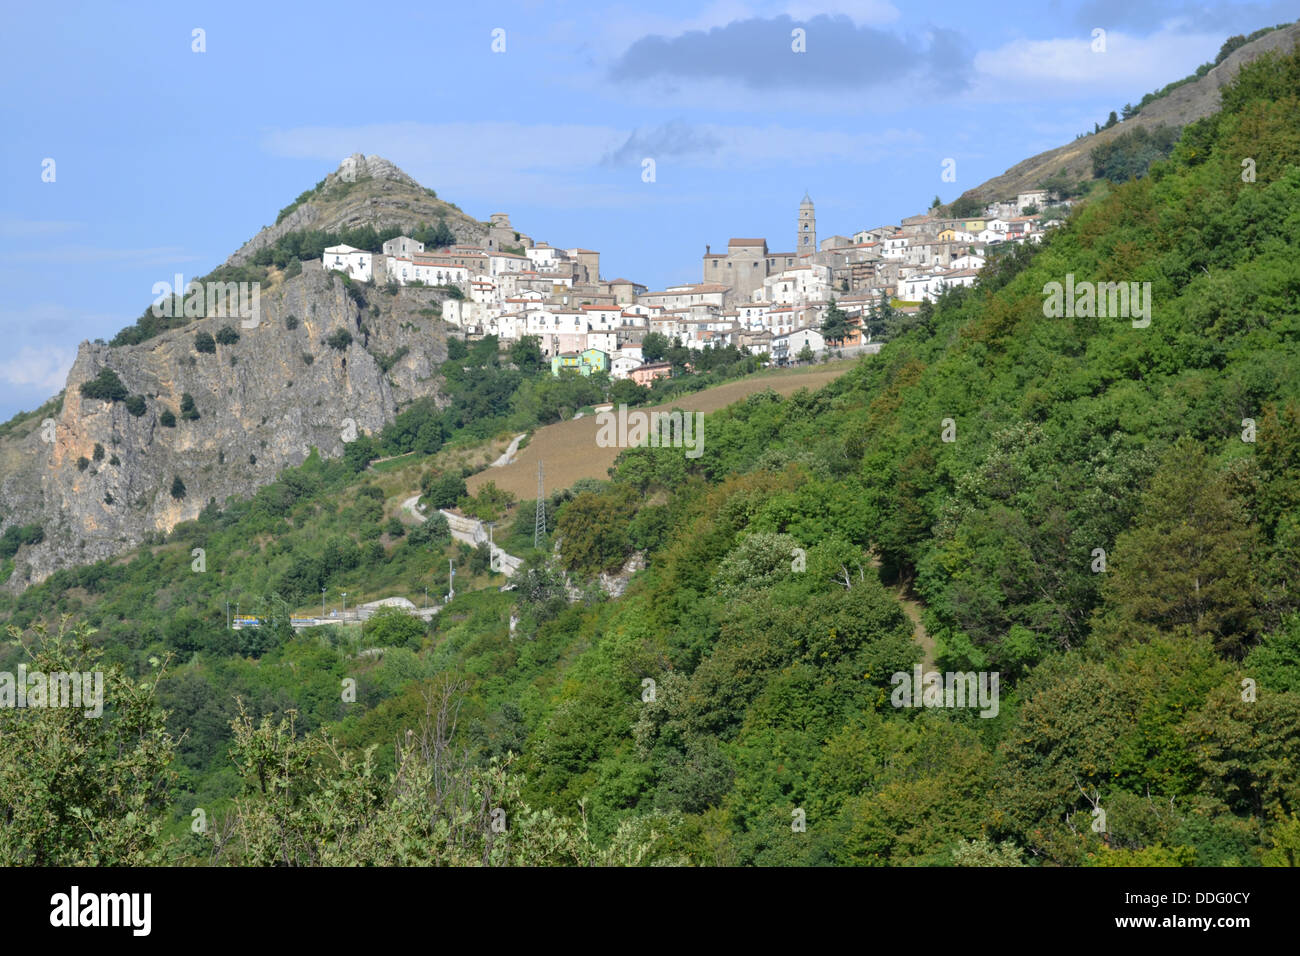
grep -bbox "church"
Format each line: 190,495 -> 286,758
701,194 -> 816,304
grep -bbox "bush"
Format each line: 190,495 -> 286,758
194,331 -> 216,354
421,472 -> 467,509
124,394 -> 147,417
78,368 -> 128,403
285,315 -> 299,331
0,524 -> 43,559
170,476 -> 186,499
159,409 -> 176,427
326,328 -> 353,351
408,513 -> 450,548
92,443 -> 104,462
361,605 -> 425,649
215,326 -> 240,346
180,393 -> 200,421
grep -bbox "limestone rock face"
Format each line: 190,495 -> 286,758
0,266 -> 451,592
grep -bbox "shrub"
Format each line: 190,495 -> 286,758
170,476 -> 186,499
421,472 -> 467,509
0,524 -> 43,558
78,368 -> 128,403
180,393 -> 200,421
326,328 -> 353,351
194,331 -> 216,354
159,409 -> 177,428
215,326 -> 240,346
285,315 -> 299,331
124,394 -> 147,417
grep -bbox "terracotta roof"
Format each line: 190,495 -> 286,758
728,238 -> 767,247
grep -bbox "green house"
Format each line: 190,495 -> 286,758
551,348 -> 609,377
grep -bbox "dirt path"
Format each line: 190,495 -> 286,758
400,494 -> 427,523
895,588 -> 935,670
490,433 -> 528,468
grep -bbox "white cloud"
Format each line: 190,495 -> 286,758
967,28 -> 1223,100
0,345 -> 75,392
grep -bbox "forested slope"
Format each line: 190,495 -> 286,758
2,44 -> 1298,867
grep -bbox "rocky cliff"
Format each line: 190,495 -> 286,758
0,254 -> 453,593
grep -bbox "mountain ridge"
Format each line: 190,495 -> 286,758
953,20 -> 1300,206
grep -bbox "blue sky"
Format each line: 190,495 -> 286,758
0,0 -> 1293,418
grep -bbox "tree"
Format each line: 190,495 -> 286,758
509,335 -> 544,372
422,472 -> 467,509
797,343 -> 815,364
362,605 -> 425,649
1104,111 -> 1119,129
125,394 -> 147,416
1098,439 -> 1261,654
194,331 -> 216,353
215,325 -> 240,346
78,368 -> 128,403
159,409 -> 177,427
180,392 -> 200,420
170,475 -> 187,499
459,480 -> 514,522
1121,102 -> 1136,120
820,298 -> 850,346
641,332 -> 669,363
930,195 -> 942,210
0,619 -> 179,865
556,486 -> 639,576
326,328 -> 353,351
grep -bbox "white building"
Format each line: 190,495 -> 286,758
386,255 -> 469,287
772,326 -> 827,364
323,245 -> 373,282
881,235 -> 910,258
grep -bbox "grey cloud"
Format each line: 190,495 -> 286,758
602,120 -> 724,167
609,14 -> 973,91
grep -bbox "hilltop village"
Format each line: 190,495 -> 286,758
318,189 -> 1067,378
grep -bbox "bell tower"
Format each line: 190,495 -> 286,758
798,192 -> 816,252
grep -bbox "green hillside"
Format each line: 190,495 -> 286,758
3,43 -> 1300,866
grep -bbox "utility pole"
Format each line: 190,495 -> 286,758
322,588 -> 327,618
447,560 -> 455,603
342,592 -> 347,613
534,460 -> 546,549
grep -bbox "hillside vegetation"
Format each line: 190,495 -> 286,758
2,44 -> 1300,866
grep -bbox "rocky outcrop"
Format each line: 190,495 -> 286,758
224,154 -> 487,267
0,266 -> 452,591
